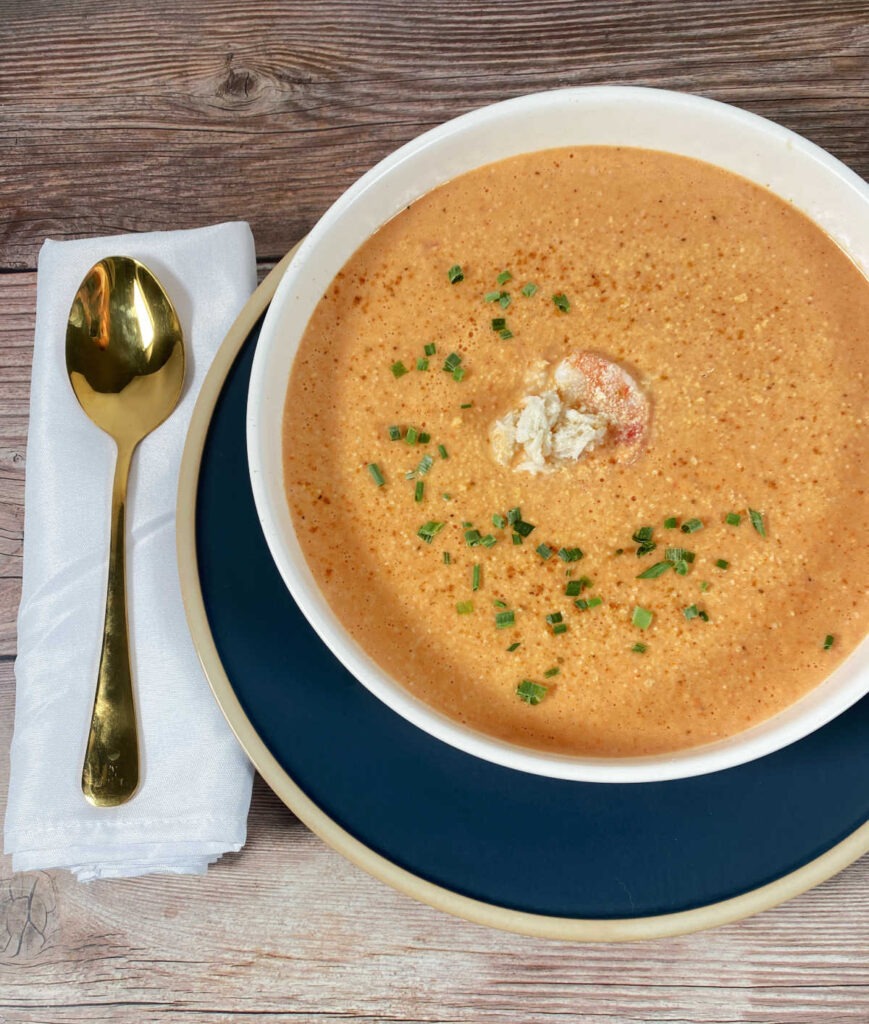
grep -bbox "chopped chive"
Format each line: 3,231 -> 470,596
749,508 -> 766,536
664,517 -> 678,529
823,634 -> 835,650
700,580 -> 710,591
552,622 -> 568,635
665,548 -> 695,564
499,329 -> 514,340
586,597 -> 602,609
460,402 -> 473,409
438,444 -> 448,459
698,610 -> 709,622
492,513 -> 507,529
557,547 -> 583,562
673,560 -> 689,576
553,292 -> 570,313
495,610 -> 515,629
417,454 -> 434,475
405,470 -> 416,480
545,612 -> 563,625
507,642 -> 521,652
414,480 -> 424,502
442,493 -> 451,501
521,282 -> 538,297
681,518 -> 703,534
498,293 -> 511,309
574,599 -> 588,610
390,360 -> 408,378
715,558 -> 729,570
367,463 -> 385,487
632,606 -> 653,630
636,561 -> 671,579
416,357 -> 429,371
452,367 -> 466,382
443,552 -> 451,564
472,564 -> 481,591
725,512 -> 741,526
405,426 -> 418,445
457,600 -> 473,614
424,342 -> 437,356
388,425 -> 402,441
417,521 -> 444,543
443,352 -> 462,372
637,543 -> 657,556
481,534 -> 497,548
512,532 -> 523,545
507,507 -> 521,524
497,269 -> 512,285
464,528 -> 482,547
632,526 -> 654,543
537,543 -> 552,560
632,642 -> 648,654
448,264 -> 464,284
565,580 -> 583,596
544,666 -> 560,678
683,604 -> 699,621
494,599 -> 507,608
462,520 -> 472,528
484,290 -> 501,302
490,317 -> 507,331
513,520 -> 535,537
418,431 -> 431,444
577,576 -> 593,591
516,679 -> 547,705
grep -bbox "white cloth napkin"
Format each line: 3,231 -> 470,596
4,223 -> 258,879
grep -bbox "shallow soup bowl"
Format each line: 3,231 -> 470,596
247,86 -> 869,783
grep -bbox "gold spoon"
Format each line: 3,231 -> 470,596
66,256 -> 185,807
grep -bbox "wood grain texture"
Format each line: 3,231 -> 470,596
1,1 -> 868,1020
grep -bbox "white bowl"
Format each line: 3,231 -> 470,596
247,86 -> 869,783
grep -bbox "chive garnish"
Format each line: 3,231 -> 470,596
490,317 -> 506,331
499,329 -> 514,340
443,552 -> 451,564
513,520 -> 535,537
367,463 -> 385,487
507,642 -> 521,652
457,600 -> 473,614
438,444 -> 448,459
417,521 -> 444,543
498,293 -> 511,310
586,597 -> 602,609
521,282 -> 538,297
418,430 -> 429,443
472,564 -> 481,591
388,425 -> 402,441
495,610 -> 515,629
632,642 -> 648,654
464,528 -> 482,547
448,264 -> 464,284
494,600 -> 507,608
698,610 -> 709,621
512,533 -> 523,545
497,269 -> 512,285
452,367 -> 466,382
391,360 -> 408,378
492,513 -> 507,529
681,518 -> 703,534
516,679 -> 547,705
665,548 -> 695,563
545,612 -> 563,625
715,558 -> 729,570
460,402 -> 473,409
700,580 -> 709,591
405,426 -> 418,445
683,604 -> 699,621
557,547 -> 583,562
544,667 -> 560,678
664,517 -> 678,529
484,291 -> 501,302
414,480 -> 424,502
725,512 -> 741,526
633,526 -> 654,543
565,580 -> 583,596
537,543 -> 552,560
481,534 -> 497,548
443,352 -> 462,372
552,622 -> 568,634
749,508 -> 766,536
637,561 -> 670,579
507,507 -> 521,524
823,634 -> 835,650
442,493 -> 451,501
632,606 -> 653,630
416,357 -> 429,371
673,560 -> 689,576
417,454 -> 434,475
574,599 -> 588,610
424,342 -> 437,356
553,293 -> 570,313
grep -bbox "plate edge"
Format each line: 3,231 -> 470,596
176,244 -> 869,943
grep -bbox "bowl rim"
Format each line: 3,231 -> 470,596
247,85 -> 869,783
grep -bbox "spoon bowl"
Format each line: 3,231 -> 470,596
66,256 -> 185,806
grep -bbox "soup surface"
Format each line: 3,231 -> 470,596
283,147 -> 869,756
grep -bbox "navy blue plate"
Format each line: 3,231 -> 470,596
195,313 -> 868,923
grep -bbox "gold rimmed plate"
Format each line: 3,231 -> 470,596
176,250 -> 869,941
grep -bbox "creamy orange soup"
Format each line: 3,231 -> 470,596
283,147 -> 869,756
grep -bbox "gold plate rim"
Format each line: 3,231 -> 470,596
176,246 -> 869,942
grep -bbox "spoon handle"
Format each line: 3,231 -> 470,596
81,442 -> 139,806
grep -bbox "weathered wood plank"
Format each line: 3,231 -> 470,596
0,1 -> 867,267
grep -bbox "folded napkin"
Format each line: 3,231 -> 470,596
4,223 -> 258,879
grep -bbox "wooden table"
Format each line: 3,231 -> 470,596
2,2 -> 867,1020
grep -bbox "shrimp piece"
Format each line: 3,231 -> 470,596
555,351 -> 650,460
